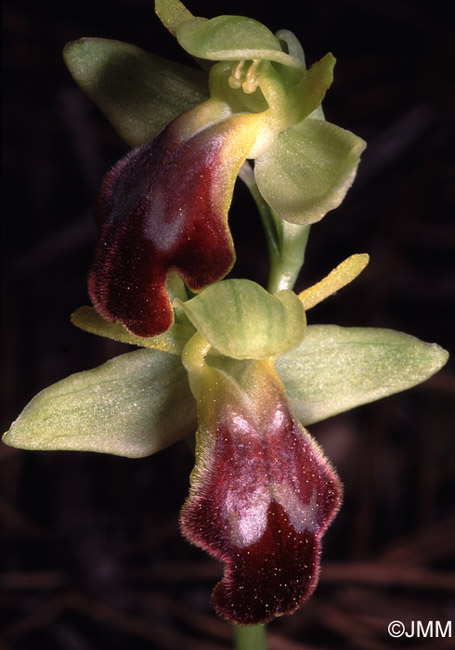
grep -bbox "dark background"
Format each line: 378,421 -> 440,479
2,1 -> 454,648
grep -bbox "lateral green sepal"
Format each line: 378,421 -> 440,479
3,349 -> 197,458
255,118 -> 366,225
63,38 -> 208,148
276,325 -> 449,425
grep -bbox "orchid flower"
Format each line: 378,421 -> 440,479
180,330 -> 341,624
4,273 -> 447,624
3,0 -> 448,635
82,0 -> 366,337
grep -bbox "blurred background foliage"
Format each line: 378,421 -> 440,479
1,1 -> 454,648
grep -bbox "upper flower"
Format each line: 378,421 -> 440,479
77,0 -> 366,337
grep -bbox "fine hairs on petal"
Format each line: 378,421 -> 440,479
88,105 -> 262,337
180,359 -> 342,624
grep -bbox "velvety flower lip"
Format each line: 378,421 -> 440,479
88,107 -> 261,337
180,357 -> 342,625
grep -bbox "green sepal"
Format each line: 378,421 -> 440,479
3,349 -> 197,458
176,15 -> 304,69
255,118 -> 366,225
276,325 -> 449,425
63,38 -> 208,148
176,279 -> 306,360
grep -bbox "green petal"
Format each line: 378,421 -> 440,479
299,253 -> 369,310
71,306 -> 195,355
176,15 -> 303,69
276,325 -> 449,425
63,38 -> 208,148
3,350 -> 196,458
255,118 -> 366,225
293,54 -> 335,122
155,0 -> 194,36
72,273 -> 194,354
176,279 -> 306,360
276,29 -> 306,66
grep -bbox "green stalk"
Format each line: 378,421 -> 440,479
268,214 -> 310,293
238,162 -> 310,293
238,162 -> 281,274
234,624 -> 268,650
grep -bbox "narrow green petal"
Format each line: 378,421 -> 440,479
71,306 -> 195,355
276,325 -> 449,425
255,118 -> 366,225
63,38 -> 208,148
3,350 -> 196,458
72,273 -> 194,354
275,30 -> 306,66
299,254 -> 369,309
176,15 -> 303,69
176,279 -> 306,360
155,0 -> 194,36
292,54 -> 335,122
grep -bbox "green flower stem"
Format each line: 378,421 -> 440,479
269,215 -> 310,294
239,162 -> 310,293
234,624 -> 268,650
239,162 -> 280,273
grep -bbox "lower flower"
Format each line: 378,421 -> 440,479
180,353 -> 342,624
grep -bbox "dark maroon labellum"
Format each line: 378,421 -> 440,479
180,362 -> 342,624
88,114 -> 238,337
